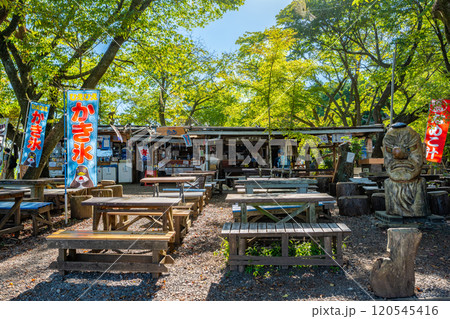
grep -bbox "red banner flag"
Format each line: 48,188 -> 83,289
424,100 -> 450,163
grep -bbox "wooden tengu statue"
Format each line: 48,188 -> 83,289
382,123 -> 429,217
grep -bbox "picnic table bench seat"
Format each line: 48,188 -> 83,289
221,222 -> 351,272
163,188 -> 206,193
163,187 -> 210,203
0,201 -> 53,236
183,183 -> 214,201
47,229 -> 175,278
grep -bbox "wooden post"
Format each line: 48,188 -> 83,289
282,234 -> 289,270
229,235 -> 237,271
58,249 -> 67,276
238,238 -> 246,272
306,203 -> 316,223
240,202 -> 247,223
370,228 -> 422,298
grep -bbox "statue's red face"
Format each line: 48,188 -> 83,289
382,126 -> 424,181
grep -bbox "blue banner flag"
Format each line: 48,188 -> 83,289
66,90 -> 99,188
21,102 -> 50,167
182,134 -> 192,147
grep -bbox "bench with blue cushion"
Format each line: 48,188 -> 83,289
0,201 -> 53,236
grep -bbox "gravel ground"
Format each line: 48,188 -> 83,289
0,184 -> 448,301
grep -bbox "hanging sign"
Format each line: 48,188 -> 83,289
332,133 -> 351,143
424,100 -> 450,163
66,90 -> 100,188
21,102 -> 50,167
138,145 -> 149,160
182,134 -> 192,147
0,118 -> 8,176
156,126 -> 186,136
316,134 -> 328,144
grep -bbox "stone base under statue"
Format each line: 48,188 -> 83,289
375,211 -> 445,227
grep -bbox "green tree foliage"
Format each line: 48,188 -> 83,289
0,0 -> 244,178
224,27 -> 315,129
115,31 -> 234,127
277,0 -> 450,131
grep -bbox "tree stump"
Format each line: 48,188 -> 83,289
337,195 -> 370,216
427,191 -> 449,216
329,183 -> 337,196
104,185 -> 123,197
336,182 -> 359,198
371,193 -> 386,212
86,186 -> 102,196
91,189 -> 113,197
101,180 -> 116,186
316,176 -> 331,193
370,228 -> 422,298
70,195 -> 93,219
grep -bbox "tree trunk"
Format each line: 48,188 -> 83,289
370,228 -> 422,298
158,84 -> 166,126
433,0 -> 450,44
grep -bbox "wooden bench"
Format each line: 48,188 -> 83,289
221,222 -> 351,272
236,185 -> 319,194
0,201 -> 53,236
47,229 -> 175,278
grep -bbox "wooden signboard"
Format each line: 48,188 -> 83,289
156,127 -> 186,137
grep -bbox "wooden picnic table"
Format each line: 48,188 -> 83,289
178,171 -> 217,184
159,191 -> 205,213
0,178 -> 64,201
82,196 -> 181,232
140,176 -> 196,202
349,177 -> 377,186
226,192 -> 335,223
0,189 -> 25,236
235,178 -> 317,194
178,171 -> 216,177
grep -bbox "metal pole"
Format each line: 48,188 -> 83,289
63,90 -> 68,225
18,101 -> 31,179
390,41 -> 397,127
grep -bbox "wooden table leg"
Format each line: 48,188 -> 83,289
14,197 -> 22,237
34,185 -> 45,201
307,203 -> 316,223
152,250 -> 160,279
179,183 -> 185,203
199,196 -> 204,213
58,249 -> 68,276
166,207 -> 174,232
282,234 -> 289,270
229,235 -> 238,271
92,207 -> 100,230
238,237 -> 247,272
240,203 -> 247,223
174,215 -> 181,245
